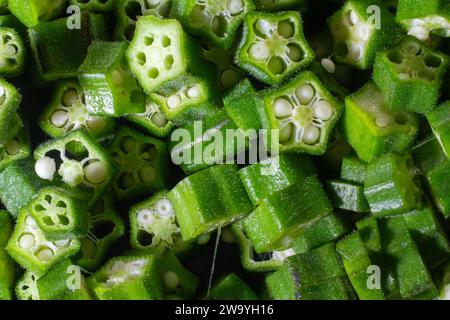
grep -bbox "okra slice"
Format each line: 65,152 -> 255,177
266,243 -> 356,300
342,81 -> 418,163
328,0 -> 402,69
427,101 -> 450,159
327,180 -> 370,213
70,0 -> 115,11
243,175 -> 333,253
28,12 -> 108,82
34,130 -> 117,208
236,11 -> 314,85
6,209 -> 80,277
210,273 -> 258,300
239,153 -> 316,206
0,211 -> 16,300
262,71 -> 342,155
76,196 -> 124,271
127,98 -> 174,138
397,0 -> 450,41
253,0 -> 305,12
8,0 -> 66,27
0,128 -> 31,172
0,28 -> 26,77
373,36 -> 450,114
364,153 -> 422,215
0,78 -> 22,146
0,158 -> 49,218
15,270 -> 39,300
171,0 -> 254,49
28,187 -> 89,241
168,165 -> 253,241
109,126 -> 168,200
341,155 -> 367,184
87,254 -> 164,300
40,80 -> 116,142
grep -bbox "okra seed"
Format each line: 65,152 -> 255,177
35,157 -> 56,181
278,20 -> 294,39
227,0 -> 243,15
220,69 -> 240,88
25,216 -> 37,227
295,84 -> 315,105
220,227 -> 236,244
137,209 -> 155,226
18,233 -> 36,249
187,86 -> 201,99
140,165 -> 156,183
255,20 -> 272,37
375,114 -> 390,128
112,70 -> 124,85
268,56 -> 285,75
197,233 -> 211,245
156,199 -> 173,217
350,44 -> 363,61
50,110 -> 69,128
273,98 -> 293,118
249,42 -> 270,61
122,137 -> 136,153
84,161 -> 107,185
321,58 -> 336,74
36,248 -> 54,262
287,44 -> 303,62
151,112 -> 168,127
279,123 -> 293,143
302,125 -> 320,145
163,271 -> 180,289
5,44 -> 17,57
148,0 -> 160,5
356,24 -> 370,41
167,95 -> 181,109
87,117 -> 106,132
63,90 -> 79,106
403,42 -> 421,56
54,239 -> 70,248
315,100 -> 333,121
5,138 -> 20,155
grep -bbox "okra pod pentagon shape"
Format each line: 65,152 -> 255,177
8,0 -> 67,28
0,27 -> 26,78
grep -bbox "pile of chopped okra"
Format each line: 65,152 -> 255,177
1,0 -> 450,301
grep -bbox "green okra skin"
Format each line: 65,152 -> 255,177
396,0 -> 450,41
108,126 -> 168,200
262,71 -> 343,155
341,155 -> 367,184
0,158 -> 49,218
168,165 -> 253,242
364,153 -> 422,215
0,78 -> 22,146
7,0 -> 67,28
28,12 -> 109,82
87,254 -> 164,300
0,0 -> 7,14
0,15 -> 28,40
171,0 -> 255,50
243,175 -> 333,254
6,208 -> 81,277
239,153 -> 316,206
40,80 -> 117,142
327,180 -> 370,213
373,36 -> 450,114
253,0 -> 305,12
341,81 -> 419,163
328,0 -> 402,70
266,243 -> 356,300
36,259 -> 77,300
427,101 -> 450,159
236,11 -> 315,85
0,211 -> 12,246
0,211 -> 16,300
15,270 -> 40,300
0,27 -> 26,78
70,0 -> 115,12
309,62 -> 350,102
210,273 -> 258,300
0,128 -> 30,173
76,196 -> 124,271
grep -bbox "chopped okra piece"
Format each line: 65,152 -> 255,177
262,71 -> 342,155
0,211 -> 16,300
171,0 -> 254,49
87,254 -> 164,300
243,175 -> 333,253
266,243 -> 356,300
80,41 -> 146,117
210,273 -> 258,300
28,12 -> 108,82
127,98 -> 175,138
342,81 -> 418,162
0,28 -> 26,77
28,187 -> 89,241
40,80 -> 116,142
427,101 -> 450,159
168,165 -> 253,241
341,155 -> 367,184
253,0 -> 305,12
15,270 -> 39,300
327,180 -> 370,213
6,209 -> 80,277
396,0 -> 450,41
236,11 -> 314,85
109,126 -> 168,200
309,61 -> 350,102
373,36 -> 450,114
0,158 -> 49,218
328,0 -> 402,69
34,130 -> 117,208
0,78 -> 22,146
8,0 -> 66,27
0,129 -> 31,172
239,153 -> 316,206
70,0 -> 115,12
364,153 -> 422,215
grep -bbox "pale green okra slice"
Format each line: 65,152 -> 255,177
0,128 -> 31,172
0,27 -> 27,77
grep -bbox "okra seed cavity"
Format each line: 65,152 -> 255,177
314,100 -> 333,121
18,233 -> 36,249
35,157 -> 57,180
36,248 -> 54,262
302,124 -> 320,145
295,84 -> 315,105
4,44 -> 17,57
151,112 -> 168,127
163,271 -> 180,289
167,95 -> 181,109
279,123 -> 293,142
84,161 -> 107,185
273,98 -> 293,118
268,57 -> 285,75
5,138 -> 21,155
227,0 -> 244,15
287,45 -> 303,62
140,165 -> 156,183
375,114 -> 390,128
137,209 -> 155,226
122,137 -> 136,153
249,42 -> 270,61
255,20 -> 272,38
50,110 -> 69,128
278,21 -> 294,39
187,86 -> 201,99
156,199 -> 173,217
25,216 -> 37,227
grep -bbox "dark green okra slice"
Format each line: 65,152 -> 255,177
0,129 -> 31,172
341,155 -> 367,184
327,180 -> 370,213
0,0 -> 7,14
76,196 -> 124,271
396,0 -> 450,41
0,78 -> 22,146
210,273 -> 258,300
0,158 -> 49,218
87,254 -> 164,300
79,41 -> 146,117
328,0 -> 402,69
243,175 -> 333,253
0,28 -> 26,77
8,0 -> 66,27
342,81 -> 418,163
364,153 -> 422,215
427,101 -> 450,159
40,80 -> 116,142
262,71 -> 342,155
266,243 -> 356,300
253,0 -> 305,12
373,36 -> 449,114
168,165 -> 253,241
236,11 -> 314,85
70,0 -> 115,11
34,130 -> 117,208
109,126 -> 168,200
28,187 -> 89,241
28,12 -> 108,82
171,0 -> 254,49
0,211 -> 16,300
126,98 -> 174,138
239,153 -> 316,206
6,208 -> 80,277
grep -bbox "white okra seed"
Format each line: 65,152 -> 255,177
249,42 -> 270,61
18,233 -> 36,249
35,156 -> 56,181
302,125 -> 320,145
227,0 -> 244,15
163,271 -> 180,289
167,95 -> 181,109
84,161 -> 107,185
279,123 -> 293,142
50,110 -> 69,128
5,44 -> 17,57
295,84 -> 315,105
36,248 -> 54,261
151,112 -> 168,127
350,44 -> 363,61
278,21 -> 294,39
140,165 -> 156,183
148,0 -> 160,5
315,100 -> 333,121
321,58 -> 336,74
187,86 -> 201,99
5,138 -> 20,155
137,209 -> 155,226
156,199 -> 173,218
63,90 -> 79,107
349,10 -> 358,26
25,215 -> 37,227
273,98 -> 293,118
256,19 -> 272,36
375,114 -> 390,128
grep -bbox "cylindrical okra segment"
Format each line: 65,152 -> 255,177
210,273 -> 258,300
327,180 -> 370,213
0,27 -> 26,77
8,0 -> 67,27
